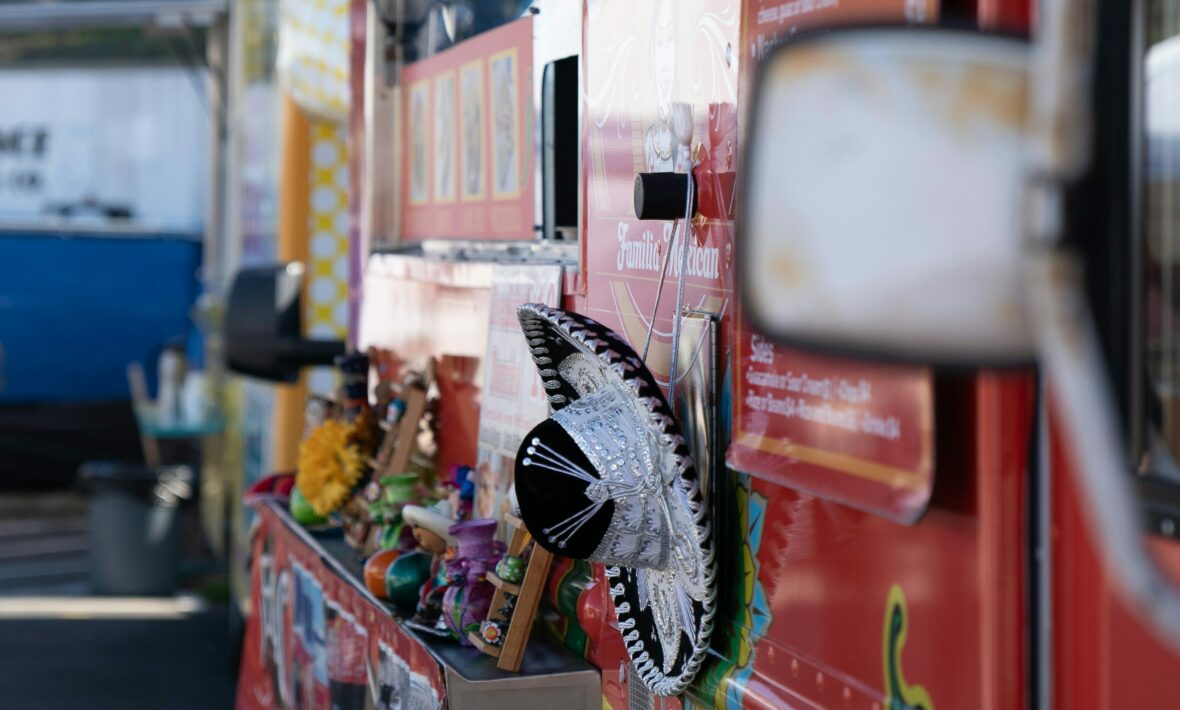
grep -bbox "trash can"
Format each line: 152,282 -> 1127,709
78,462 -> 194,596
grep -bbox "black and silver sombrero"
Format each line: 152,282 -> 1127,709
513,303 -> 715,696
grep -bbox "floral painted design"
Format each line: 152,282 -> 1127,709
688,473 -> 771,709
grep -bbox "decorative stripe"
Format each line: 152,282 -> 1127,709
733,432 -> 928,491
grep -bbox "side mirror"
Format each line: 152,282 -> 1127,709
225,263 -> 345,382
739,26 -> 1180,654
741,29 -> 1033,365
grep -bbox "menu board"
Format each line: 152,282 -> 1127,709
473,264 -> 563,527
727,327 -> 934,522
402,17 -> 534,240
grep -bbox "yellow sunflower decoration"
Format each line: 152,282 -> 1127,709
297,419 -> 367,516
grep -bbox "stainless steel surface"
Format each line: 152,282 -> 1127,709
674,310 -> 719,514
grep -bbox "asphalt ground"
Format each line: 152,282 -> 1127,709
0,489 -> 238,708
0,603 -> 236,709
0,491 -> 89,596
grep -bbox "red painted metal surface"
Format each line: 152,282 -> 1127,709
975,373 -> 1033,709
236,503 -> 447,710
1049,413 -> 1180,710
729,334 -> 936,524
564,2 -> 1040,708
978,0 -> 1033,33
358,2 -> 1180,709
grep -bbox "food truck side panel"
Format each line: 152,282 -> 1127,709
557,1 -> 1035,708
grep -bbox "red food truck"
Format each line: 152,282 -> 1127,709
233,0 -> 1180,708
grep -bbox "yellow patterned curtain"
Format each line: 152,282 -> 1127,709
277,0 -> 350,121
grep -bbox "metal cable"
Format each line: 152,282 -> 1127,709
667,175 -> 696,404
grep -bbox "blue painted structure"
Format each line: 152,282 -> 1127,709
0,230 -> 201,403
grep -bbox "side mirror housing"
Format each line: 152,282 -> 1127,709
740,28 -> 1033,366
225,263 -> 345,382
739,25 -> 1180,657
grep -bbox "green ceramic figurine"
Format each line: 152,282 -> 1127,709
494,554 -> 524,584
366,473 -> 420,550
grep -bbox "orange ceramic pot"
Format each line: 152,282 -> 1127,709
363,549 -> 400,599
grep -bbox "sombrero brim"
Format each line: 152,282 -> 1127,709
514,303 -> 715,696
401,504 -> 457,546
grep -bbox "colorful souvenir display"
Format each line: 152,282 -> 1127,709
463,514 -> 555,671
288,358 -> 443,569
440,520 -> 504,645
513,304 -> 716,696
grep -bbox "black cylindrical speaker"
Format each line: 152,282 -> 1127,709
633,172 -> 697,221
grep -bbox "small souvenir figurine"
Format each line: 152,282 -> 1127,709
456,470 -> 476,522
433,464 -> 474,523
436,465 -> 473,521
441,520 -> 505,644
402,501 -> 456,555
384,551 -> 433,614
341,493 -> 373,550
402,501 -> 458,632
385,399 -> 407,429
495,593 -> 517,619
363,549 -> 400,599
479,619 -> 505,647
302,395 -> 338,438
494,555 -> 524,584
335,351 -> 371,420
373,398 -> 407,469
364,473 -> 420,552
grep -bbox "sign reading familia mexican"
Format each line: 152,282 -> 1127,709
578,0 -> 935,521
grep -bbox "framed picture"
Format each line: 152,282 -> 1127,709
408,80 -> 430,205
459,60 -> 487,201
489,48 -> 519,199
432,72 -> 457,203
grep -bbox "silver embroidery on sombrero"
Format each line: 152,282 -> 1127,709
547,370 -> 707,673
557,353 -> 606,397
516,302 -> 716,696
